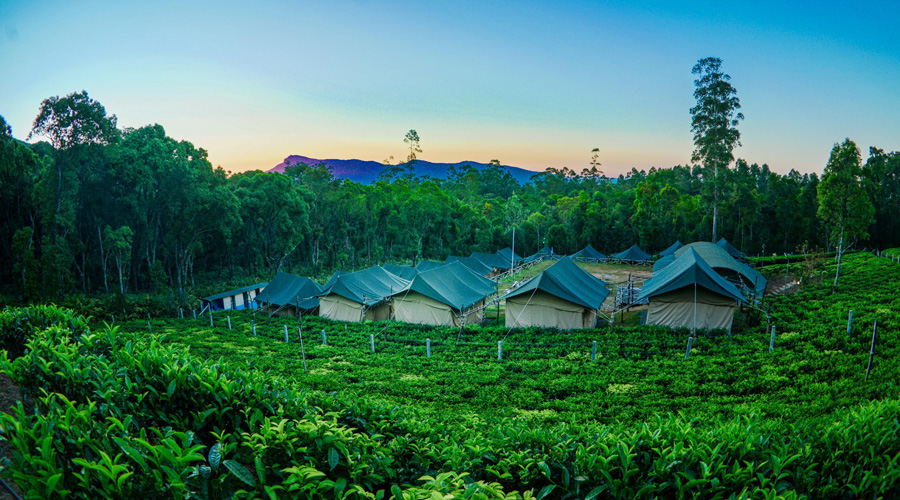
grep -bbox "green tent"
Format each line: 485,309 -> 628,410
716,238 -> 744,258
445,255 -> 494,276
495,247 -> 524,267
504,257 -> 610,330
415,260 -> 444,272
392,261 -> 497,327
471,251 -> 510,271
383,264 -> 418,281
524,247 -> 562,263
613,244 -> 651,263
659,241 -> 684,257
319,266 -> 411,322
571,244 -> 607,262
674,242 -> 766,296
257,272 -> 322,315
653,254 -> 676,272
639,248 -> 745,332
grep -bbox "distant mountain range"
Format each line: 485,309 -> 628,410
268,155 -> 541,185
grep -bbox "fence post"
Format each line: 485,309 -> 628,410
209,313 -> 213,327
685,337 -> 693,359
865,317 -> 879,381
498,340 -> 503,361
426,338 -> 431,358
147,321 -> 152,333
370,334 -> 375,353
298,327 -> 308,373
251,320 -> 256,336
847,310 -> 853,335
227,316 -> 232,330
112,314 -> 115,324
321,329 -> 326,345
591,341 -> 597,362
179,308 -> 184,319
284,325 -> 289,343
769,326 -> 776,353
193,309 -> 197,321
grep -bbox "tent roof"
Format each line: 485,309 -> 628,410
322,266 -> 410,306
639,248 -> 746,303
659,241 -> 684,257
524,247 -> 562,263
323,270 -> 348,290
415,260 -> 444,272
504,257 -> 610,309
614,244 -> 651,262
675,242 -> 766,294
471,252 -> 510,270
257,272 -> 323,309
571,244 -> 607,261
202,282 -> 268,302
653,254 -> 676,272
383,264 -> 418,281
495,247 -> 524,265
446,255 -> 494,276
717,238 -> 744,258
394,261 -> 497,310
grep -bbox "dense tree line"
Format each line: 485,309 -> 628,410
1,92 -> 898,300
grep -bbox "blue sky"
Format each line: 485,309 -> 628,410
1,0 -> 898,176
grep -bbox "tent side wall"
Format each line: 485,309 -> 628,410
505,291 -> 594,330
646,286 -> 737,332
393,291 -> 457,326
320,295 -> 366,322
364,302 -> 392,322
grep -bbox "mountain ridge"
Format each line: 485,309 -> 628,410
268,155 -> 541,185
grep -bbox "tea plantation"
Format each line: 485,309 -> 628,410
1,252 -> 898,498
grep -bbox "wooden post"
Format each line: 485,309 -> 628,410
847,310 -> 853,335
209,313 -> 213,327
193,309 -> 197,321
591,341 -> 597,362
298,327 -> 307,373
769,326 -> 776,353
251,320 -> 256,336
227,316 -> 232,330
370,334 -> 375,353
498,340 -> 503,360
865,317 -> 878,381
685,337 -> 693,359
321,329 -> 326,345
426,338 -> 431,358
147,321 -> 152,333
284,325 -> 289,343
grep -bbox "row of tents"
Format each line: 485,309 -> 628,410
201,238 -> 759,332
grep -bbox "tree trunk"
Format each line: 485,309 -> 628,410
833,227 -> 844,292
98,225 -> 109,293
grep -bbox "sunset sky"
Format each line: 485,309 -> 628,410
1,0 -> 898,177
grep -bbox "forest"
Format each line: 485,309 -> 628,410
1,90 -> 898,303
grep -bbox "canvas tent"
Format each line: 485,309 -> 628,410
613,244 -> 652,263
471,252 -> 512,272
323,270 -> 348,289
445,256 -> 494,277
495,247 -> 524,268
524,247 -> 562,263
383,264 -> 418,281
673,242 -> 766,296
571,244 -> 607,263
319,266 -> 410,322
716,238 -> 744,258
256,272 -> 323,316
415,260 -> 444,272
653,254 -> 676,272
638,248 -> 745,332
659,241 -> 684,257
391,261 -> 497,327
505,257 -> 610,330
202,283 -> 267,312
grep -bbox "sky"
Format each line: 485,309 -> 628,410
1,0 -> 899,177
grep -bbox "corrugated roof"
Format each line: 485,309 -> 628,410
321,266 -> 411,306
614,244 -> 651,262
257,272 -> 322,309
639,248 -> 745,303
394,261 -> 497,310
202,282 -> 268,302
504,257 -> 610,309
